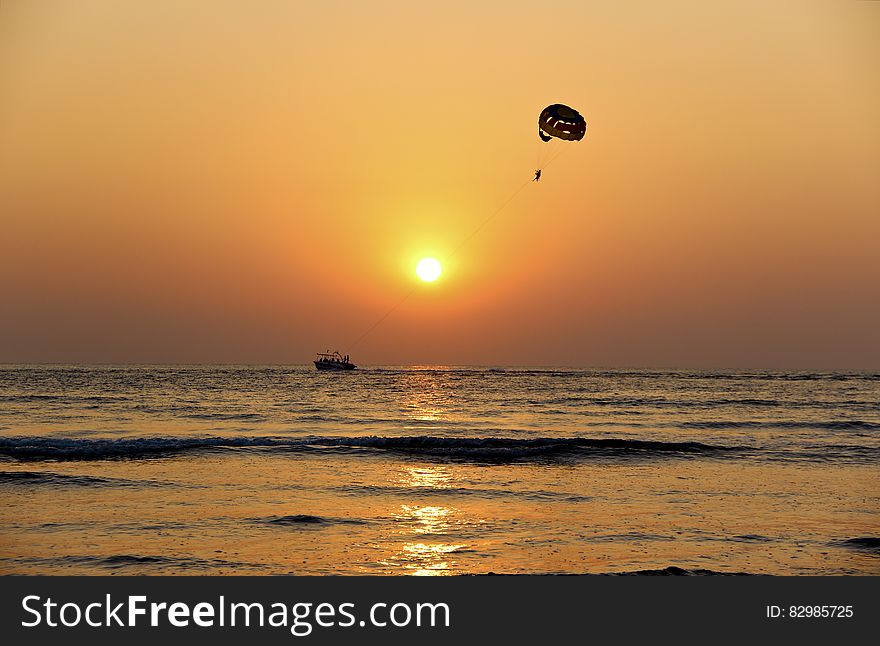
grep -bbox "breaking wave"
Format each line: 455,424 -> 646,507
0,434 -> 744,462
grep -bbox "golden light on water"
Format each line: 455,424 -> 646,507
402,542 -> 464,576
401,371 -> 450,426
400,466 -> 452,489
415,258 -> 442,282
393,504 -> 463,576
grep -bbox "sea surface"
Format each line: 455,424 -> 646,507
1,366 -> 878,575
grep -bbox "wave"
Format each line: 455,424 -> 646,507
0,470 -> 169,488
318,436 -> 739,458
582,532 -> 777,544
679,420 -> 880,430
727,534 -> 774,543
181,412 -> 266,422
256,514 -> 367,526
600,566 -> 755,576
330,483 -> 593,503
0,434 -> 744,462
0,394 -> 63,402
582,532 -> 669,543
836,537 -> 880,553
1,554 -> 260,570
0,394 -> 129,404
477,566 -> 755,576
261,514 -> 328,525
541,396 -> 878,411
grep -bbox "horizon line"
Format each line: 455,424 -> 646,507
0,362 -> 877,373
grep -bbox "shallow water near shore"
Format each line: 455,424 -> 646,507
1,365 -> 878,575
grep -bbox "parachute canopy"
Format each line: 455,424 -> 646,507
538,104 -> 586,142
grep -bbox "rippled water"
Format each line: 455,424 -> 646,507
0,366 -> 878,575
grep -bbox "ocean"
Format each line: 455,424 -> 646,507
0,366 -> 877,575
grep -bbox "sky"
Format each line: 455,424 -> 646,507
1,0 -> 878,368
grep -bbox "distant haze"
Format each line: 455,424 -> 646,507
1,1 -> 878,368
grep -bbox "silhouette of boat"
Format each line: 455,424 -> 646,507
314,351 -> 357,371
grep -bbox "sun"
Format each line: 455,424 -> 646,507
416,257 -> 442,282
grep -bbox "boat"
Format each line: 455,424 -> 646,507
314,351 -> 357,371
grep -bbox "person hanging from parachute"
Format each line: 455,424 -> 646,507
535,103 -> 587,180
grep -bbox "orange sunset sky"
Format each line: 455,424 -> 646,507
1,1 -> 878,368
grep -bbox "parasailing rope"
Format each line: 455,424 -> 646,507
343,105 -> 582,357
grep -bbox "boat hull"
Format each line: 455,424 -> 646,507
314,361 -> 356,371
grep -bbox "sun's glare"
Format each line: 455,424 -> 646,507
416,258 -> 442,282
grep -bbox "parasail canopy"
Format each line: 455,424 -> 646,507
538,104 -> 586,142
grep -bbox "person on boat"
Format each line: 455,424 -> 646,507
533,169 -> 541,182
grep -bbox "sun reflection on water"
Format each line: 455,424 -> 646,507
398,504 -> 451,535
401,373 -> 451,424
401,542 -> 465,576
387,501 -> 467,576
397,465 -> 452,489
380,460 -> 481,575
